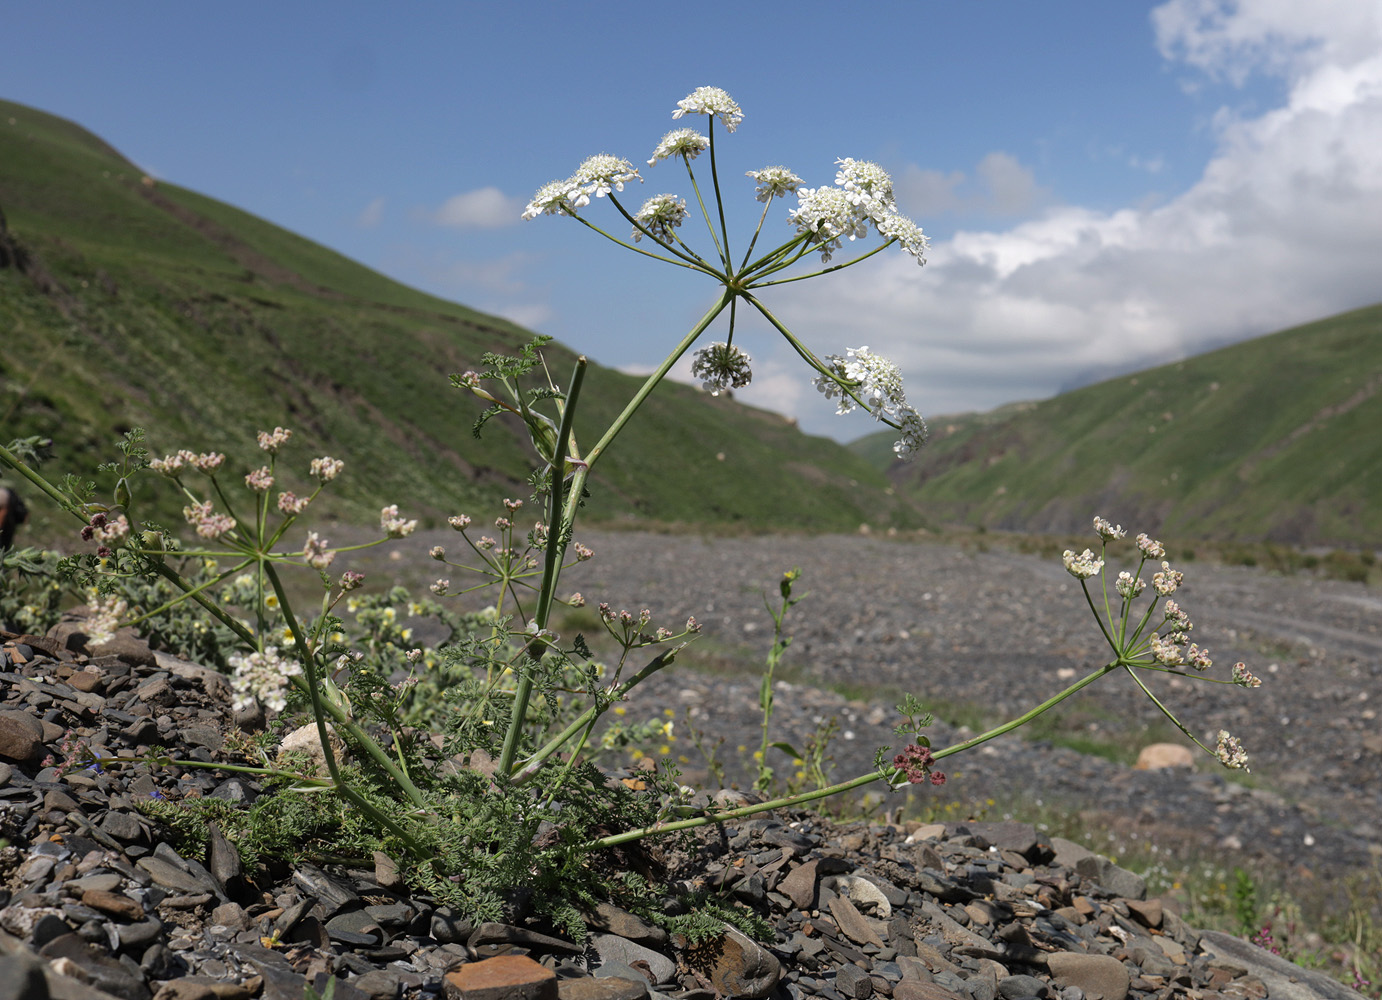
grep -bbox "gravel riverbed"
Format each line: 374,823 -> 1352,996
550,530 -> 1382,887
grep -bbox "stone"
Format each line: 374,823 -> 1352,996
89,628 -> 157,668
780,857 -> 851,911
40,931 -> 153,1000
836,963 -> 875,999
589,934 -> 675,986
0,710 -> 44,762
444,954 -> 558,1000
587,902 -> 667,946
469,922 -> 583,954
830,895 -> 884,948
1124,898 -> 1162,929
1073,857 -> 1145,901
894,982 -> 966,1000
152,979 -> 256,1000
703,925 -> 782,1000
1046,954 -> 1130,1000
80,888 -> 145,921
998,976 -> 1049,999
557,977 -> 649,1000
829,874 -> 893,918
0,951 -> 49,1000
1134,744 -> 1194,770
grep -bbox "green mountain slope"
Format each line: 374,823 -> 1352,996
850,305 -> 1382,546
0,99 -> 918,535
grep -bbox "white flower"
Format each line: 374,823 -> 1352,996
690,342 -> 753,395
302,531 -> 335,570
572,154 -> 641,201
1214,730 -> 1250,770
834,158 -> 895,219
84,590 -> 128,647
310,456 -> 344,482
1115,571 -> 1145,599
875,211 -> 928,264
1149,634 -> 1184,665
814,347 -> 907,418
632,194 -> 688,244
672,86 -> 743,132
1062,548 -> 1104,580
746,166 -> 803,202
892,408 -> 928,459
1093,516 -> 1126,541
1136,533 -> 1166,560
380,504 -> 417,538
1153,561 -> 1183,596
788,186 -> 868,262
522,177 -> 580,220
256,427 -> 292,453
229,646 -> 303,713
648,128 -> 709,166
1232,662 -> 1262,688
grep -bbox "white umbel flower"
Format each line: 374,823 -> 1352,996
672,86 -> 743,132
789,186 -> 868,262
633,194 -> 688,244
648,128 -> 709,166
522,178 -> 580,220
690,342 -> 753,395
746,166 -> 804,202
572,154 -> 641,201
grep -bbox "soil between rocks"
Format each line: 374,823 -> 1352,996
0,528 -> 1377,1000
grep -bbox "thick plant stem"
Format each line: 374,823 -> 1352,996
263,564 -> 428,814
590,660 -> 1121,848
510,648 -> 679,785
498,357 -> 587,779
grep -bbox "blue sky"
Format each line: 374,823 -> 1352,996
5,2 -> 1380,440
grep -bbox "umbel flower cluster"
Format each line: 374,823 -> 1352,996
1065,517 -> 1259,771
520,86 -> 930,461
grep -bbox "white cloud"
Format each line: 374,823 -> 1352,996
357,197 -> 386,228
895,152 -> 1049,219
492,303 -> 553,330
432,187 -> 523,228
770,0 -> 1382,426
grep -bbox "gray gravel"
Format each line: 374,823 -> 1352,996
547,530 -> 1382,885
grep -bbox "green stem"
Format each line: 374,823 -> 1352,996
264,564 -> 428,810
497,357 -> 587,779
748,239 -> 895,287
591,660 -> 1121,848
510,648 -> 679,784
706,119 -> 732,272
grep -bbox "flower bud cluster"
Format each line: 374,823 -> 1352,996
183,500 -> 235,539
380,504 -> 418,538
1214,730 -> 1250,770
892,743 -> 946,786
256,427 -> 292,453
151,450 -> 224,475
1062,548 -> 1104,580
691,342 -> 753,395
310,456 -> 344,482
302,531 -> 334,570
1153,562 -> 1183,596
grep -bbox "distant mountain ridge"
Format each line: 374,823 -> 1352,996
851,304 -> 1382,547
0,98 -> 919,534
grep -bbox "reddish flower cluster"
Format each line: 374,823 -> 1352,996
893,743 -> 946,786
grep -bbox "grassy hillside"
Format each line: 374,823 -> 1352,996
851,305 -> 1382,546
0,99 -> 918,537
